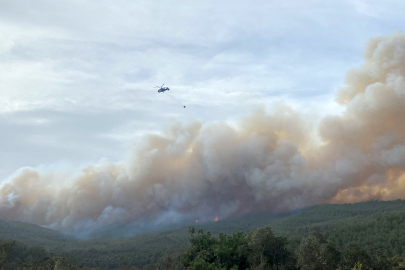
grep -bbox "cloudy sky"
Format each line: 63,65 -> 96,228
1,0 -> 404,181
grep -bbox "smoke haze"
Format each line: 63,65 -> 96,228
2,31 -> 405,233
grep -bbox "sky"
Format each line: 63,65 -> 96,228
1,0 -> 405,181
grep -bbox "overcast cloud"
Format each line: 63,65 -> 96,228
1,0 -> 405,181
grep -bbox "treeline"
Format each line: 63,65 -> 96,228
0,219 -> 73,249
1,200 -> 405,269
64,201 -> 405,269
0,226 -> 402,269
140,226 -> 393,270
61,231 -> 189,269
0,238 -> 83,270
267,202 -> 405,255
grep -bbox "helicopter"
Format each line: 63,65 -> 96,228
154,83 -> 186,108
155,83 -> 170,93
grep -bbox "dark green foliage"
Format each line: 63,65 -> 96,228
247,227 -> 293,269
339,244 -> 374,270
153,226 -> 384,270
390,255 -> 405,270
214,231 -> 250,269
157,255 -> 184,270
0,219 -> 73,249
114,266 -> 141,270
180,226 -> 295,270
0,200 -> 405,269
62,230 -> 189,269
297,232 -> 340,270
183,226 -> 250,270
297,232 -> 391,270
0,238 -> 82,269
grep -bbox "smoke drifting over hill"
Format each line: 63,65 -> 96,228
2,31 -> 405,232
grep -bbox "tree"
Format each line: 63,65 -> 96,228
184,226 -> 250,270
351,262 -> 362,270
297,232 -> 340,270
0,240 -> 14,266
183,226 -> 218,268
339,244 -> 373,270
366,248 -> 391,270
247,227 -> 293,270
213,232 -> 250,270
159,255 -> 184,270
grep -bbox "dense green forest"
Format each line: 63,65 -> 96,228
1,200 -> 405,269
1,226 -> 401,269
141,226 -> 395,270
0,238 -> 83,269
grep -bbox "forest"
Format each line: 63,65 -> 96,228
1,200 -> 405,269
139,226 -> 396,270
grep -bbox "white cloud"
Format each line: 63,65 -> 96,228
0,0 -> 404,181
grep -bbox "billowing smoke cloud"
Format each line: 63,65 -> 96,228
2,31 -> 405,232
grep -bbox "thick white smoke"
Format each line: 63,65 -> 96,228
2,31 -> 405,232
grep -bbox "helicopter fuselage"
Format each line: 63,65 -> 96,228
158,87 -> 170,93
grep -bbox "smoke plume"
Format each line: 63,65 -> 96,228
2,31 -> 405,232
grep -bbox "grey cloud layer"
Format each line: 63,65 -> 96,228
2,0 -> 370,181
0,0 -> 374,113
2,32 -> 405,232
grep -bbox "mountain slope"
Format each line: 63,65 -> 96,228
63,200 -> 405,269
0,219 -> 74,249
1,200 -> 405,269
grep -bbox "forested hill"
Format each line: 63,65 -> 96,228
1,200 -> 405,269
0,219 -> 74,248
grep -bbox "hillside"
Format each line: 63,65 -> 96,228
0,238 -> 83,269
1,200 -> 405,269
0,219 -> 75,249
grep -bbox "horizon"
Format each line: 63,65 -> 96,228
3,198 -> 403,238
